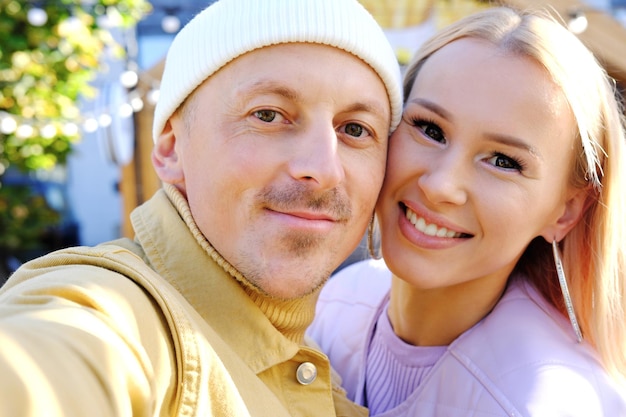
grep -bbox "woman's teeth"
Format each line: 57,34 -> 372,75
405,206 -> 461,238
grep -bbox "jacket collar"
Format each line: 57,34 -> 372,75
130,185 -> 321,373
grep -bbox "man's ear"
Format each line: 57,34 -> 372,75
152,119 -> 184,184
540,187 -> 589,243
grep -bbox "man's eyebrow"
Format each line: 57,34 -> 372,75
241,80 -> 302,102
343,101 -> 389,119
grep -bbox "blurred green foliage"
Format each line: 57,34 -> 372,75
0,0 -> 151,171
0,0 -> 151,261
0,182 -> 60,251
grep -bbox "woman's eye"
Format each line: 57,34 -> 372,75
487,153 -> 523,171
343,122 -> 368,138
411,118 -> 445,143
254,110 -> 282,123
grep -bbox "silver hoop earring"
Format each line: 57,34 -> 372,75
367,216 -> 381,260
552,239 -> 583,343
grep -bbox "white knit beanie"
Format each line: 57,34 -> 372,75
152,0 -> 403,142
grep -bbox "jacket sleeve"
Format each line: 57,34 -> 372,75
0,263 -> 176,417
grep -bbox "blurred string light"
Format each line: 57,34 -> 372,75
161,7 -> 181,33
564,6 -> 625,34
0,71 -> 161,138
567,9 -> 589,34
2,0 -> 207,142
20,0 -> 148,26
26,4 -> 48,26
0,0 -> 165,140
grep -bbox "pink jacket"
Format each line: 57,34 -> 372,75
308,259 -> 626,416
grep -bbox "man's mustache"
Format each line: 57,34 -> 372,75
257,184 -> 352,222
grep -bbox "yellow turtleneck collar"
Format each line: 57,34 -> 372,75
132,184 -> 322,349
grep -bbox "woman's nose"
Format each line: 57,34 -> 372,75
417,151 -> 468,206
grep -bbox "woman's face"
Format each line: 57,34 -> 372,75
377,38 -> 584,291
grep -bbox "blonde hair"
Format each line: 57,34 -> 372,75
402,6 -> 626,387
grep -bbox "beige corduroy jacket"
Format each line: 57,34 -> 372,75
0,185 -> 366,417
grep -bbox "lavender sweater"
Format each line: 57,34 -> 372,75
308,259 -> 626,417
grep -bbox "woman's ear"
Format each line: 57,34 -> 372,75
540,187 -> 589,243
152,119 -> 184,184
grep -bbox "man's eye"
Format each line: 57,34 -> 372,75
254,110 -> 278,123
344,123 -> 368,138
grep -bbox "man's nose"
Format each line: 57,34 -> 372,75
287,123 -> 344,190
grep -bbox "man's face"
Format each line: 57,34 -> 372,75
156,43 -> 391,299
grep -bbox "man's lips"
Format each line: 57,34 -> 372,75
281,210 -> 336,221
267,208 -> 337,222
